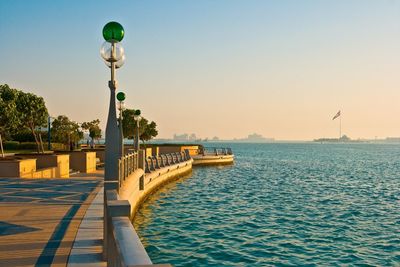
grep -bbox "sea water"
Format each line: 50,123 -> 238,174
134,143 -> 400,266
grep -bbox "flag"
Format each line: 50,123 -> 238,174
332,110 -> 341,120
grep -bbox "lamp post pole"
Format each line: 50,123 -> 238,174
117,92 -> 126,157
134,110 -> 142,151
101,22 -> 125,183
47,116 -> 51,150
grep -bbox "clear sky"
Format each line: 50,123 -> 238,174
1,0 -> 400,140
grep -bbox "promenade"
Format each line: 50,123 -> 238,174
0,174 -> 102,266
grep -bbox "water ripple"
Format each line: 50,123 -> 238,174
135,143 -> 400,266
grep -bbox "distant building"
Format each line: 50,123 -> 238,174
385,137 -> 400,142
189,133 -> 197,141
173,133 -> 189,141
314,134 -> 356,143
247,133 -> 266,141
173,133 -> 198,141
235,133 -> 274,142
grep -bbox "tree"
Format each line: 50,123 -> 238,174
15,91 -> 48,153
81,119 -> 101,148
121,109 -> 136,139
0,84 -> 20,140
51,115 -> 83,151
140,120 -> 158,143
121,109 -> 158,144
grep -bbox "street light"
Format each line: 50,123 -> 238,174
100,21 -> 125,183
116,91 -> 125,157
47,116 -> 56,150
133,109 -> 142,150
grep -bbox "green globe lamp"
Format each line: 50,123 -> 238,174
116,92 -> 126,102
103,21 -> 124,43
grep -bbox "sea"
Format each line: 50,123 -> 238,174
134,143 -> 400,266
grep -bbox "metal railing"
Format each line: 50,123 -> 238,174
145,150 -> 191,173
117,152 -> 139,188
201,147 -> 233,156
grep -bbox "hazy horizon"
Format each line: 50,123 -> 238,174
1,1 -> 400,141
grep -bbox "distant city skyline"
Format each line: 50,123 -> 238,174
1,1 -> 400,140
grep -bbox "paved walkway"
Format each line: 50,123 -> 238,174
0,176 -> 102,267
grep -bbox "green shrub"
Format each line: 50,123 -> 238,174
51,143 -> 67,151
18,142 -> 39,150
11,130 -> 35,142
3,141 -> 20,150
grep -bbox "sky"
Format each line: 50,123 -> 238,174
1,0 -> 400,140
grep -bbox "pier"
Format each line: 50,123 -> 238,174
192,147 -> 235,166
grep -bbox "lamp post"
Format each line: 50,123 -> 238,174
47,116 -> 55,150
133,109 -> 142,151
100,21 -> 125,183
116,92 -> 125,157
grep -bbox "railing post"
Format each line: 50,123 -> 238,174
124,157 -> 128,179
139,174 -> 144,190
135,152 -> 138,170
138,149 -> 145,170
160,155 -> 165,167
145,159 -> 151,173
149,157 -> 155,171
154,156 -> 160,169
131,153 -> 133,173
184,149 -> 190,160
118,159 -> 122,188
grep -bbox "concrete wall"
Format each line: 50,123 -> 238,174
54,155 -> 70,178
31,167 -> 57,178
151,147 -> 159,157
118,159 -> 193,217
192,154 -> 234,166
144,148 -> 152,158
0,158 -> 60,178
158,146 -> 180,155
0,160 -> 28,177
69,151 -> 97,173
181,145 -> 200,156
96,150 -> 105,163
158,145 -> 200,156
32,154 -> 70,178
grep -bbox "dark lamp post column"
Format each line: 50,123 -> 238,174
117,92 -> 126,157
101,21 -> 125,184
133,109 -> 142,151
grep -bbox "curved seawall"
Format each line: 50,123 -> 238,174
119,158 -> 193,218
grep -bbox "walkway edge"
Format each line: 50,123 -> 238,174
67,187 -> 106,267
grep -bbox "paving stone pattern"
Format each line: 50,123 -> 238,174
0,177 -> 102,267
